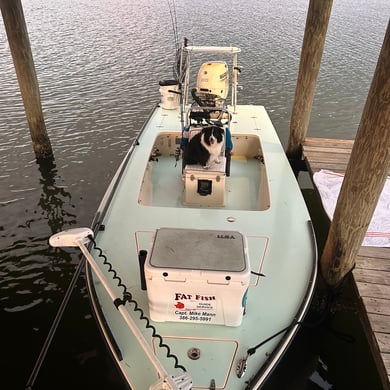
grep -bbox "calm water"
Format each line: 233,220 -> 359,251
1,0 -> 389,389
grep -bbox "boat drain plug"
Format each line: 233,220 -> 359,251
187,347 -> 201,360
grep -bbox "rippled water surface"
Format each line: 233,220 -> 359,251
1,0 -> 389,389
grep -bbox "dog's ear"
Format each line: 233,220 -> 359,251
215,126 -> 224,135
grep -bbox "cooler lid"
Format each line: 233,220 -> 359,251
148,228 -> 247,272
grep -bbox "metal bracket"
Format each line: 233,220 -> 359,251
236,354 -> 248,378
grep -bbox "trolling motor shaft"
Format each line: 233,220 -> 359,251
49,228 -> 192,390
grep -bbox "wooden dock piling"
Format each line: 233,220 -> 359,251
291,5 -> 390,385
1,0 -> 53,160
301,21 -> 390,388
286,0 -> 333,161
320,20 -> 390,288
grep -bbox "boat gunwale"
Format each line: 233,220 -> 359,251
245,220 -> 318,389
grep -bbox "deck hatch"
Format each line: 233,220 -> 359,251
148,228 -> 247,272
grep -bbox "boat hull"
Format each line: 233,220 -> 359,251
86,104 -> 317,389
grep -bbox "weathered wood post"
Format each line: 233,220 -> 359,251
321,21 -> 390,287
1,0 -> 53,160
286,0 -> 333,161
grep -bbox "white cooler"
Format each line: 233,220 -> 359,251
144,228 -> 250,327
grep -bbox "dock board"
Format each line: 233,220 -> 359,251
302,137 -> 390,389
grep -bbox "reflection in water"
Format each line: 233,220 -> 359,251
0,158 -> 77,314
37,157 -> 77,234
0,158 -> 91,389
0,156 -> 123,389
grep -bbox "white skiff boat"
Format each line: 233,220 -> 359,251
50,41 -> 317,389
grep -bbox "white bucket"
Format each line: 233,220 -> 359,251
159,80 -> 180,110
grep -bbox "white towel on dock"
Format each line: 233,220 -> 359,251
313,169 -> 390,247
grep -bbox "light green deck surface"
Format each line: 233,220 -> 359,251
142,155 -> 261,210
88,105 -> 317,389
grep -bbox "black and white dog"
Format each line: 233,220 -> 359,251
183,126 -> 224,168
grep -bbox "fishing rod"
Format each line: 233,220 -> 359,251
25,251 -> 85,389
167,0 -> 179,55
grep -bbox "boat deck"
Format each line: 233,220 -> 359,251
141,154 -> 262,210
138,127 -> 270,211
86,105 -> 318,389
303,137 -> 390,388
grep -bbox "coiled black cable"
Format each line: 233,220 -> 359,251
88,235 -> 187,372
